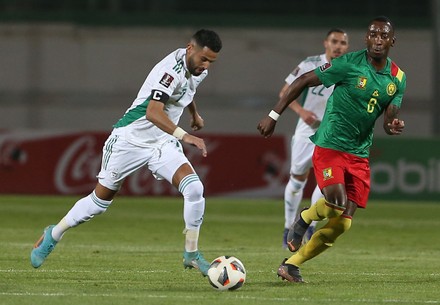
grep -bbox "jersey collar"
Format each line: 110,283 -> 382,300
363,49 -> 392,75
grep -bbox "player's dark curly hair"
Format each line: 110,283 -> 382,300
192,29 -> 222,53
370,16 -> 395,32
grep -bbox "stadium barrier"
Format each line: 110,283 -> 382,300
0,130 -> 289,197
0,130 -> 438,200
370,138 -> 440,201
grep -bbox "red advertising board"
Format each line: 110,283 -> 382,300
1,130 -> 316,198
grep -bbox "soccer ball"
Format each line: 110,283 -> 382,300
207,255 -> 246,291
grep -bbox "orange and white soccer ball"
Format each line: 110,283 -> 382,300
207,255 -> 246,291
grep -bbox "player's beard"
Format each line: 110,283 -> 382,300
187,57 -> 204,76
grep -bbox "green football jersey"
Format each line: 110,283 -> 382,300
311,49 -> 406,157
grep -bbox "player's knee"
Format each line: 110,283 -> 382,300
319,188 -> 346,217
179,174 -> 204,202
323,187 -> 347,212
319,216 -> 352,245
315,198 -> 345,219
288,176 -> 307,193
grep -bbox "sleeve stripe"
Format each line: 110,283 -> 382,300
396,69 -> 404,82
391,61 -> 405,82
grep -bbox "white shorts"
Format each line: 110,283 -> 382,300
97,132 -> 190,191
289,135 -> 315,176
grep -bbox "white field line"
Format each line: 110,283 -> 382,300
1,269 -> 440,277
0,292 -> 439,304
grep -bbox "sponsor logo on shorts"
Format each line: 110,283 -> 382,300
159,73 -> 174,88
322,167 -> 334,181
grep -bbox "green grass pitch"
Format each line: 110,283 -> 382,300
1,195 -> 439,305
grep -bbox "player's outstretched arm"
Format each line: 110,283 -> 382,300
257,71 -> 321,137
288,101 -> 319,127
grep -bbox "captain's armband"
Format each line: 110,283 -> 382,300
151,90 -> 170,103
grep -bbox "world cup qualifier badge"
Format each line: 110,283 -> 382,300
319,62 -> 332,72
159,73 -> 174,88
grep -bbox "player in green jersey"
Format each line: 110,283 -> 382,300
257,16 -> 406,282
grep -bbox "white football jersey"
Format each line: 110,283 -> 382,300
113,48 -> 207,147
285,53 -> 334,138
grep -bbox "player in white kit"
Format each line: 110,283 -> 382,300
31,29 -> 222,276
281,29 -> 349,248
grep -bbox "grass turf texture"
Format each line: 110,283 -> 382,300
1,196 -> 439,305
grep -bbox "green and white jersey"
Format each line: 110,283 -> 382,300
311,49 -> 406,157
285,54 -> 333,139
113,48 -> 207,147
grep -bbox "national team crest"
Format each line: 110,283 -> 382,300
159,73 -> 174,88
322,167 -> 334,181
386,83 -> 396,96
356,77 -> 368,89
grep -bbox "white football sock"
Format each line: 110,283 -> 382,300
183,228 -> 199,252
51,217 -> 70,241
179,174 -> 205,252
284,177 -> 306,228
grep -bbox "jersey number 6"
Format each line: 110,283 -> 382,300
367,98 -> 377,113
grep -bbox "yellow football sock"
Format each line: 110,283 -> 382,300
301,197 -> 346,224
286,216 -> 352,266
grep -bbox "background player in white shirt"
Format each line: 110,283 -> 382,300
31,29 -> 222,276
280,29 -> 349,248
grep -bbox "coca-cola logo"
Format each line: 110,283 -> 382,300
55,136 -> 102,194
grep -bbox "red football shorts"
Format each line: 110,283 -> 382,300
312,146 -> 370,208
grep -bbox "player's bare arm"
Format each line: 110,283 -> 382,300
383,104 -> 404,135
278,83 -> 319,126
281,83 -> 319,127
279,83 -> 290,99
187,100 -> 205,131
146,99 -> 180,134
281,80 -> 320,127
288,101 -> 319,127
146,100 -> 207,156
257,71 -> 322,138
